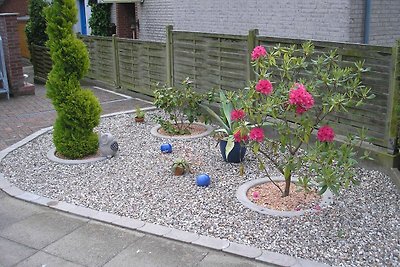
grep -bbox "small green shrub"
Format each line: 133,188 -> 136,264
154,78 -> 212,135
46,0 -> 101,159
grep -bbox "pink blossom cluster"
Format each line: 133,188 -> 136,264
255,79 -> 273,95
249,127 -> 264,142
251,45 -> 267,61
317,125 -> 335,142
231,109 -> 245,121
233,131 -> 249,142
288,83 -> 314,115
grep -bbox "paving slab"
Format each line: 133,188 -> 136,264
192,235 -> 230,250
197,251 -> 274,267
256,251 -> 297,266
223,242 -> 263,258
104,235 -> 209,267
0,196 -> 46,230
0,236 -> 37,267
15,251 -> 84,267
0,212 -> 87,249
44,221 -> 144,267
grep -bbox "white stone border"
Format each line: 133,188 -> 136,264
150,123 -> 214,140
236,177 -> 334,217
47,148 -> 107,165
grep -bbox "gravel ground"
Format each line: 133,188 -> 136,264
1,111 -> 399,267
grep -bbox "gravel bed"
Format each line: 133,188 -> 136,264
1,111 -> 399,267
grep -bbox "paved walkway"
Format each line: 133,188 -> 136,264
0,82 -> 279,267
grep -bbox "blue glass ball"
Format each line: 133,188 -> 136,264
160,143 -> 172,153
196,174 -> 210,187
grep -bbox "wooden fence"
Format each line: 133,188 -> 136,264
31,27 -> 400,165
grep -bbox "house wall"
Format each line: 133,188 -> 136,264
0,0 -> 29,16
136,0 -> 173,41
369,0 -> 400,46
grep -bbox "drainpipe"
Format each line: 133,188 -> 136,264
364,0 -> 371,44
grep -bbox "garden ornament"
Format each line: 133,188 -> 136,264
160,143 -> 173,153
99,133 -> 119,158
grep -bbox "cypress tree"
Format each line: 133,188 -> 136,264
45,0 -> 101,159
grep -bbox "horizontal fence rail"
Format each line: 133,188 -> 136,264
31,27 -> 399,161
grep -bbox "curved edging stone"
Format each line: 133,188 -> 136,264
150,123 -> 214,140
236,177 -> 334,217
47,148 -> 107,165
0,115 -> 329,267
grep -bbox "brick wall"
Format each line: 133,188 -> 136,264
135,0 -> 400,46
0,13 -> 34,96
0,0 -> 28,16
136,0 -> 173,41
369,0 -> 400,46
137,0 -> 353,42
116,3 -> 135,38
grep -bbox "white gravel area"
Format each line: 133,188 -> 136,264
1,111 -> 399,267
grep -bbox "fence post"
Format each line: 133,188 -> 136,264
247,29 -> 259,85
385,39 -> 400,155
166,25 -> 174,87
112,34 -> 121,88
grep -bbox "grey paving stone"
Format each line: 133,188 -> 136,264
256,251 -> 297,267
104,235 -> 208,267
15,251 -> 84,267
113,216 -> 145,230
139,222 -> 172,236
163,228 -> 200,243
15,192 -> 41,202
92,211 -> 121,223
223,242 -> 263,258
44,221 -> 143,267
0,212 -> 87,249
192,235 -> 230,250
0,196 -> 46,230
198,251 -> 274,267
3,186 -> 24,197
0,236 -> 37,267
0,190 -> 7,199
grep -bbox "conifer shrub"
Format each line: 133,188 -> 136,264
45,0 -> 101,159
26,0 -> 49,53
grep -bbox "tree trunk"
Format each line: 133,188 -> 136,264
282,168 -> 291,197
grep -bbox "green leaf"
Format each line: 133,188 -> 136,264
225,135 -> 235,158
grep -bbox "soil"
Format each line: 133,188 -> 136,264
158,123 -> 208,137
246,181 -> 322,211
55,149 -> 102,160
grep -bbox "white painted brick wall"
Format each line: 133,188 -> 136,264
369,0 -> 400,46
137,0 -> 173,41
136,0 -> 400,46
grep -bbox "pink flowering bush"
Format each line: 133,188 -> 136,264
251,45 -> 267,60
234,42 -> 373,196
256,80 -> 274,95
231,109 -> 246,121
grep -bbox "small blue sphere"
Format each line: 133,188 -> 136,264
160,143 -> 172,153
196,174 -> 211,187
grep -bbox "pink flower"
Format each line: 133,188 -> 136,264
231,109 -> 245,121
249,128 -> 264,142
233,131 -> 249,143
252,191 -> 260,200
317,125 -> 335,142
288,83 -> 314,115
255,79 -> 273,95
251,45 -> 267,60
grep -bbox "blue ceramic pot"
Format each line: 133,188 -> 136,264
196,174 -> 211,187
219,140 -> 246,163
